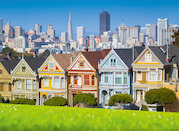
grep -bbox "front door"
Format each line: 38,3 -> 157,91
136,90 -> 143,103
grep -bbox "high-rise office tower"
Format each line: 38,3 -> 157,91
77,26 -> 86,41
61,32 -> 68,42
0,18 -> 3,34
150,24 -> 157,42
35,24 -> 42,35
68,12 -> 73,41
47,25 -> 55,39
118,23 -> 128,45
99,11 -> 110,36
157,18 -> 168,46
14,26 -> 23,38
4,22 -> 14,38
129,26 -> 140,40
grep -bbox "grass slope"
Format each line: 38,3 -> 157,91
0,104 -> 179,131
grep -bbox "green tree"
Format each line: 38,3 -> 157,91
73,93 -> 97,107
145,88 -> 176,112
172,29 -> 179,47
1,47 -> 19,58
108,94 -> 133,109
40,49 -> 50,58
44,97 -> 68,106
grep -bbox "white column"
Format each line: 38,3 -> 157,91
31,79 -> 33,91
113,72 -> 115,85
24,79 -> 26,91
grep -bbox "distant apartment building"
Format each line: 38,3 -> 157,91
89,35 -> 96,50
61,32 -> 68,42
99,11 -> 110,36
157,18 -> 168,46
47,25 -> 55,40
35,24 -> 42,35
13,36 -> 28,48
14,26 -> 23,38
129,26 -> 140,40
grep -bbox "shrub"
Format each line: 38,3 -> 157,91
145,88 -> 177,112
10,98 -> 35,105
0,96 -> 3,103
73,93 -> 97,107
142,105 -> 148,111
44,97 -> 68,106
108,94 -> 133,109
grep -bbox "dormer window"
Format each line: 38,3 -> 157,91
145,54 -> 152,62
110,59 -> 116,66
22,67 -> 26,72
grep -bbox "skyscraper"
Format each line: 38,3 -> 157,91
14,26 -> 23,38
47,25 -> 55,39
157,18 -> 168,46
77,26 -> 86,41
99,11 -> 110,36
35,24 -> 42,35
68,12 -> 73,41
4,22 -> 14,38
61,32 -> 68,42
0,18 -> 3,34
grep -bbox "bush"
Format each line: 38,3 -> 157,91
44,97 -> 68,106
73,93 -> 97,107
10,98 -> 35,105
142,105 -> 148,111
108,94 -> 133,109
0,96 -> 3,103
145,88 -> 177,112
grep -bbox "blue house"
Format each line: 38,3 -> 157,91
98,47 -> 144,106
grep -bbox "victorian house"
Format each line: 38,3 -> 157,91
11,56 -> 45,105
68,49 -> 110,104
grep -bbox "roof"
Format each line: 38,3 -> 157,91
1,59 -> 20,74
133,46 -> 145,60
149,45 -> 179,66
82,49 -> 111,70
52,52 -> 79,71
24,57 -> 46,72
114,49 -> 133,68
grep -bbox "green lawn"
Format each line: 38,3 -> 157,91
0,104 -> 178,131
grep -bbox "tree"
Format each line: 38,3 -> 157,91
108,94 -> 133,109
44,97 -> 68,106
145,88 -> 176,112
73,93 -> 97,107
40,49 -> 50,58
172,29 -> 179,47
1,47 -> 19,58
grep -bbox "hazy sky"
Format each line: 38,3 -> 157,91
0,0 -> 179,36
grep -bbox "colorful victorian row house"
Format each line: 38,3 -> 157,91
11,56 -> 45,105
0,59 -> 20,100
98,47 -> 145,105
38,53 -> 79,105
68,49 -> 110,104
132,45 -> 179,111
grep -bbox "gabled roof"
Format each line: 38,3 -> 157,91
133,46 -> 145,60
114,49 -> 132,68
1,59 -> 20,74
52,52 -> 79,71
81,49 -> 111,70
149,45 -> 179,66
24,57 -> 46,72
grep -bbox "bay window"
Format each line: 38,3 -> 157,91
115,72 -> 122,84
54,77 -> 60,88
123,72 -> 128,84
26,79 -> 32,90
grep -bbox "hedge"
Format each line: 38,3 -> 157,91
44,97 -> 68,106
10,98 -> 36,105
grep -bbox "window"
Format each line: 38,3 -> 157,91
54,77 -> 60,88
26,79 -> 32,90
115,72 -> 122,84
84,75 -> 90,85
22,67 -> 26,72
104,73 -> 108,83
33,81 -> 36,89
44,78 -> 49,87
9,83 -> 11,91
0,83 -> 3,91
0,70 -> 2,74
92,75 -> 95,85
49,63 -> 54,70
61,78 -> 65,88
17,80 -> 22,89
123,72 -> 128,84
136,71 -> 142,81
74,76 -> 78,85
110,59 -> 116,66
79,61 -> 84,67
158,70 -> 162,81
145,54 -> 152,62
149,71 -> 157,81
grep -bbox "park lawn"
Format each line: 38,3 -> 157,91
0,104 -> 179,131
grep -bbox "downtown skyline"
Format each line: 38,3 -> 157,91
0,0 -> 179,35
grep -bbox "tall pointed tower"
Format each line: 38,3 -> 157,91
68,12 -> 73,41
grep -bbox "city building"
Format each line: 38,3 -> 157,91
61,32 -> 68,42
0,18 -> 3,34
13,36 -> 28,48
77,26 -> 86,46
89,35 -> 96,50
4,22 -> 14,38
157,18 -> 168,46
129,26 -> 140,40
35,24 -> 42,35
47,25 -> 55,40
68,12 -> 73,41
14,26 -> 23,38
99,11 -> 110,36
11,56 -> 45,105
